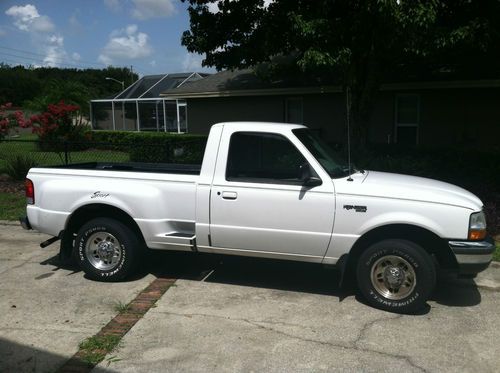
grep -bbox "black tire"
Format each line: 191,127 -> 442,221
356,239 -> 436,314
75,218 -> 142,281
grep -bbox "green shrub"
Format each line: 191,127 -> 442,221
91,131 -> 207,164
5,154 -> 38,180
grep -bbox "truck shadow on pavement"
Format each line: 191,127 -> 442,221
41,250 -> 482,312
145,251 -> 483,312
147,251 -> 484,311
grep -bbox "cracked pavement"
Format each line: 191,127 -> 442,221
1,222 -> 500,372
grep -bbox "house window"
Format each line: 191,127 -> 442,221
395,94 -> 419,145
285,97 -> 303,124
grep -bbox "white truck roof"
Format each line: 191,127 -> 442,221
212,121 -> 307,132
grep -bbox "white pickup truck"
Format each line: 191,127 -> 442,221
21,122 -> 494,313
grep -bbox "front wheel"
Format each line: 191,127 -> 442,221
75,218 -> 143,281
356,239 -> 436,313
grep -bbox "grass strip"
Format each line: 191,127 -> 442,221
493,241 -> 500,262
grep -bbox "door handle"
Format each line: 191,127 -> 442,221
222,191 -> 238,200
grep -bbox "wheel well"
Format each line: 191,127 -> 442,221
344,224 -> 457,279
61,204 -> 146,257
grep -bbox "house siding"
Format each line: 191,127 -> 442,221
185,87 -> 500,148
187,96 -> 284,134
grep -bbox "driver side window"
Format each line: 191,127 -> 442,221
226,132 -> 307,184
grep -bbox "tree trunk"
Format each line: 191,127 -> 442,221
346,47 -> 382,151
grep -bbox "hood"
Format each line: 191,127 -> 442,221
334,171 -> 483,211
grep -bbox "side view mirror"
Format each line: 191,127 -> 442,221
299,163 -> 322,187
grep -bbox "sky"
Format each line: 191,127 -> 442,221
0,0 -> 215,76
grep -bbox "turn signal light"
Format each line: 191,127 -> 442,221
25,178 -> 34,205
468,211 -> 487,241
468,229 -> 486,240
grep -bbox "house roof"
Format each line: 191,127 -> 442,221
160,68 -> 341,98
160,68 -> 500,99
92,72 -> 210,101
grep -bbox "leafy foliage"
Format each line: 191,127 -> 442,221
0,64 -> 138,114
182,0 -> 500,145
24,80 -> 93,116
4,154 -> 38,181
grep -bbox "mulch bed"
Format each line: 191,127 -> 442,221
0,180 -> 24,194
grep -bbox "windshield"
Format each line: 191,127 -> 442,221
293,128 -> 352,178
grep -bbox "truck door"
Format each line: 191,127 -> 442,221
209,129 -> 335,260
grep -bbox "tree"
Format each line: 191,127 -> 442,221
0,65 -> 138,110
24,79 -> 95,117
182,0 -> 500,146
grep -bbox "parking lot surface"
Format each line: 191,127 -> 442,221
1,222 -> 499,372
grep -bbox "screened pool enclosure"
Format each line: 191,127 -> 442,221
90,73 -> 206,133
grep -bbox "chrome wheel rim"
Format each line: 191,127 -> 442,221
370,255 -> 416,300
85,232 -> 122,270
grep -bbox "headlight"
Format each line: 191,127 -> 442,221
469,211 -> 487,240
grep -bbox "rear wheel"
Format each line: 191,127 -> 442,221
75,218 -> 142,281
356,239 -> 436,313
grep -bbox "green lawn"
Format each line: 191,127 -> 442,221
0,192 -> 25,221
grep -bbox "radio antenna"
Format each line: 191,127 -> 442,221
345,86 -> 353,181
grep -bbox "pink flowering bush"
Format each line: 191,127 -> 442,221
0,103 -> 28,140
28,100 -> 90,150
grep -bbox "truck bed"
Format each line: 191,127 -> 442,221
48,162 -> 201,175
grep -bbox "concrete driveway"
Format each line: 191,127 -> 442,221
1,222 -> 499,372
0,222 -> 156,372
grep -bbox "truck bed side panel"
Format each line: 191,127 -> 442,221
27,169 -> 197,249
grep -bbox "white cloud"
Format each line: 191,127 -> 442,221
98,24 -> 153,65
5,4 -> 54,32
207,3 -> 219,13
6,5 -> 70,67
182,53 -> 204,72
131,0 -> 176,20
31,15 -> 54,32
72,52 -> 81,61
43,34 -> 68,67
104,0 -> 121,12
207,0 -> 273,13
150,60 -> 156,67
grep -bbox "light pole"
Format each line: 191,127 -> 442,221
105,77 -> 125,91
105,77 -> 125,130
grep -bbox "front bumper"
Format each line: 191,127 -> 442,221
449,237 -> 495,275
